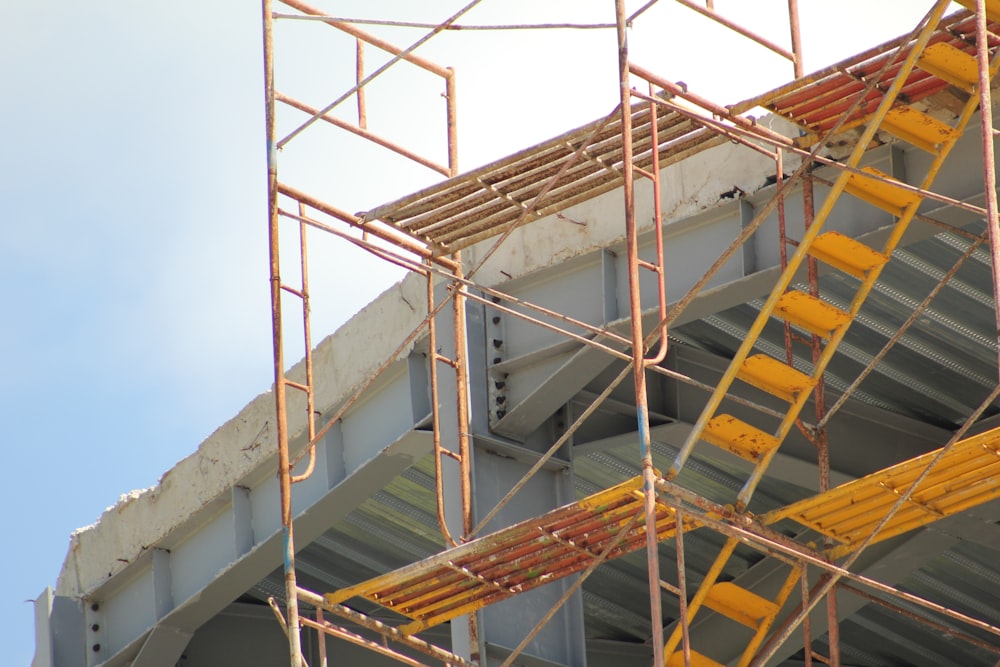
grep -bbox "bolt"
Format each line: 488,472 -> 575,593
91,624 -> 100,632
92,644 -> 101,653
492,339 -> 503,349
494,381 -> 506,390
91,602 -> 100,612
495,396 -> 506,405
491,296 -> 501,304
493,357 -> 502,364
492,316 -> 501,325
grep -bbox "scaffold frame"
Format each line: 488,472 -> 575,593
259,2 -> 1000,666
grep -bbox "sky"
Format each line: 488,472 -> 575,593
2,1 -> 945,664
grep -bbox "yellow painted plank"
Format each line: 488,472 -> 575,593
772,445 -> 997,531
881,106 -> 958,154
324,474 -> 686,634
666,649 -> 726,667
844,166 -> 922,217
703,582 -> 777,629
737,354 -> 815,403
809,231 -> 888,279
765,428 -> 1000,556
954,0 -> 1000,23
774,291 -> 851,339
797,448 -> 996,528
702,415 -> 781,463
917,42 -> 978,92
578,475 -> 645,510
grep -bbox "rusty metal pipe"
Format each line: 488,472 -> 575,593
277,0 -> 451,77
446,69 -> 458,177
279,209 -> 637,373
616,3 -> 665,664
272,13 -> 616,31
355,38 -> 367,129
276,182 -> 457,269
277,0 -> 482,148
301,617 -> 428,667
290,202 -> 318,484
975,0 -> 1000,383
262,0 -> 304,664
801,166 -> 838,665
451,257 -> 473,541
427,268 -> 459,549
298,587 -> 477,667
675,507 -> 691,667
277,208 -> 430,276
316,608 -> 327,667
641,83 -> 669,367
673,0 -> 795,61
800,568 -> 813,667
276,93 -> 449,176
787,0 -> 803,78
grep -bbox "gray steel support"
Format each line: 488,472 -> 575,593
33,588 -> 86,667
443,287 -> 589,667
70,358 -> 432,667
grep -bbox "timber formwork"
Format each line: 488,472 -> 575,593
261,2 -> 1000,666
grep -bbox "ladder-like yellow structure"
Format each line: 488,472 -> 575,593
659,2 -> 999,664
313,6 -> 1000,666
318,424 -> 1000,653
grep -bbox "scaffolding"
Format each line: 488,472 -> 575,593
260,1 -> 1000,666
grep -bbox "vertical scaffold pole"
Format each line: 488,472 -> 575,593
787,0 -> 803,78
262,2 -> 304,665
615,2 -> 665,664
975,0 -> 1000,382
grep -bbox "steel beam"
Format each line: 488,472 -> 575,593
445,292 -> 588,666
65,356 -> 432,666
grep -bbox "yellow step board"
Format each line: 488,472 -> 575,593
738,354 -> 815,403
666,649 -> 726,667
809,231 -> 888,280
704,581 -> 779,629
881,105 -> 958,155
774,291 -> 851,339
844,166 -> 922,217
954,0 -> 1000,23
918,42 -> 978,93
703,415 -> 780,463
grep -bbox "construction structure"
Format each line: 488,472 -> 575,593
33,1 -> 1000,666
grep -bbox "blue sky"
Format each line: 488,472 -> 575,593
3,2 -> 938,663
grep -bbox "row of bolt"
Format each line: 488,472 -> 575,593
490,296 -> 508,422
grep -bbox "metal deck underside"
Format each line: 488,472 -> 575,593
50,7 -> 1000,667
